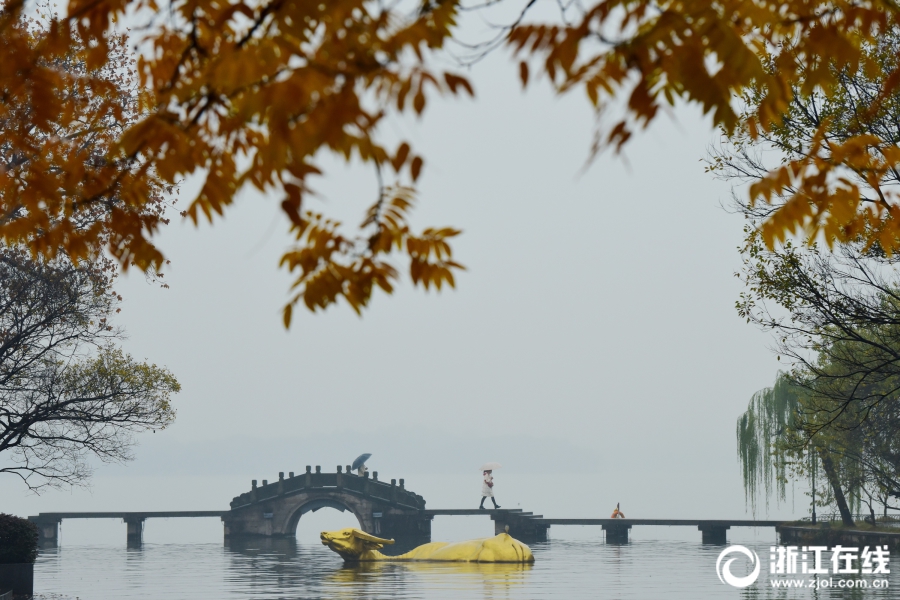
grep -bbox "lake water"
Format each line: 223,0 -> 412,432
32,517 -> 897,600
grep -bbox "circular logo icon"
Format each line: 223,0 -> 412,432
716,545 -> 761,588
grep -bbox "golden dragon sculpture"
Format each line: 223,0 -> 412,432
320,527 -> 535,563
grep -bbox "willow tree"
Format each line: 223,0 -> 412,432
714,28 -> 900,524
736,372 -> 865,525
737,373 -> 802,514
732,234 -> 900,524
730,234 -> 900,525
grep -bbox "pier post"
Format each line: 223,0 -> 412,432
124,517 -> 145,546
377,513 -> 433,542
29,517 -> 61,547
602,523 -> 631,543
491,513 -> 550,542
698,525 -> 729,544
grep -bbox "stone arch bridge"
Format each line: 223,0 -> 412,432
223,465 -> 432,540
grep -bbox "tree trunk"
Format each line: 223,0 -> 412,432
818,449 -> 855,527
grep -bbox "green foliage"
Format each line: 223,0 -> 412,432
736,372 -> 801,513
61,346 -> 180,425
721,35 -> 900,517
0,250 -> 180,490
0,514 -> 38,564
735,371 -> 868,519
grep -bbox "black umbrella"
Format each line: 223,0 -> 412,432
351,453 -> 372,471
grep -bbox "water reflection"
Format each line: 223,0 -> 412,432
328,560 -> 533,583
224,536 -> 299,555
33,538 -> 898,600
317,561 -> 533,600
220,536 -> 534,599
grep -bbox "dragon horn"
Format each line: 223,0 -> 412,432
352,529 -> 395,545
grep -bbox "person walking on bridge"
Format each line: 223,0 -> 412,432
352,453 -> 371,477
479,462 -> 502,509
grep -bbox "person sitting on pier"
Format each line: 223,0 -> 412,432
610,503 -> 625,518
479,470 -> 500,510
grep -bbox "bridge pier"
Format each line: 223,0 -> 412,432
602,523 -> 631,543
698,524 -> 729,544
125,517 -> 145,546
491,514 -> 549,542
29,517 -> 61,547
376,512 -> 432,539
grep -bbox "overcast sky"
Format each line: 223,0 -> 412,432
3,5 -> 795,530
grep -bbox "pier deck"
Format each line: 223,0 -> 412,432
29,509 -> 787,546
421,510 -> 785,543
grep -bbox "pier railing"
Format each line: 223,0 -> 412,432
803,513 -> 900,528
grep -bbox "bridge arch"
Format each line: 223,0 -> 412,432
284,495 -> 367,538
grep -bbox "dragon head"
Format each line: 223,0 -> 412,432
320,528 -> 394,560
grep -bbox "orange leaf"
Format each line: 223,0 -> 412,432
410,156 -> 423,182
392,142 -> 411,172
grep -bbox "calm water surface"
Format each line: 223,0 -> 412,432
34,537 -> 898,599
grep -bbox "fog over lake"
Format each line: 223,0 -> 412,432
2,30 -> 786,523
1,11 -> 803,600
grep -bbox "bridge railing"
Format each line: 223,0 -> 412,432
229,466 -> 425,510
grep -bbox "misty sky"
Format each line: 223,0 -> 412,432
3,5 -> 795,533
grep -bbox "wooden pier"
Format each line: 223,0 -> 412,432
29,511 -> 227,545
31,508 -> 785,545
423,509 -> 785,543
